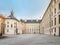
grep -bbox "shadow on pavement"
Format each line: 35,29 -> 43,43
0,36 -> 8,39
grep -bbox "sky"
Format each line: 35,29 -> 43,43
0,0 -> 51,20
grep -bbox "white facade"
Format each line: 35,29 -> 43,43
26,23 -> 40,34
17,22 -> 23,34
5,19 -> 17,34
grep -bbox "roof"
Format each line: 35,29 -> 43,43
0,14 -> 5,19
42,0 -> 52,20
20,19 -> 26,23
6,15 -> 19,21
26,20 -> 41,23
6,11 -> 19,21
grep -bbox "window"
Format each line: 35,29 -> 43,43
0,19 -> 1,21
14,26 -> 16,28
55,28 -> 56,32
4,24 -> 6,27
51,12 -> 53,16
54,8 -> 56,13
11,24 -> 13,28
59,15 -> 60,23
51,29 -> 53,33
14,22 -> 16,25
59,27 -> 60,31
51,20 -> 53,26
1,23 -> 3,26
54,18 -> 56,25
54,0 -> 56,3
7,29 -> 9,32
14,23 -> 16,28
7,22 -> 9,24
7,25 -> 9,27
59,27 -> 60,36
59,3 -> 60,9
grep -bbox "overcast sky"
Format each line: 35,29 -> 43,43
0,0 -> 51,20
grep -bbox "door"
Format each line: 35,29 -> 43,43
59,27 -> 60,36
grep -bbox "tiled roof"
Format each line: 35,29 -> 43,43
26,20 -> 41,23
6,15 -> 19,21
20,19 -> 25,22
6,11 -> 19,21
0,14 -> 5,19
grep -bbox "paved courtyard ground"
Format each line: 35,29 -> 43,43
0,34 -> 60,45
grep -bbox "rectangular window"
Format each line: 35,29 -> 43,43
4,24 -> 6,27
14,22 -> 16,28
54,8 -> 56,13
7,29 -> 9,32
59,3 -> 60,9
51,20 -> 53,26
55,28 -> 56,32
7,25 -> 9,27
1,23 -> 3,26
59,27 -> 60,31
59,15 -> 60,23
14,26 -> 16,28
11,24 -> 13,28
54,18 -> 56,25
51,29 -> 53,33
54,0 -> 56,3
59,27 -> 60,36
14,22 -> 17,25
7,22 -> 9,24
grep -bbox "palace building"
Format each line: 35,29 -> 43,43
20,19 -> 26,34
0,14 -> 5,36
5,10 -> 19,34
40,0 -> 60,36
25,20 -> 41,34
1,0 -> 60,36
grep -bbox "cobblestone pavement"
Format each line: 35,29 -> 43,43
0,34 -> 60,45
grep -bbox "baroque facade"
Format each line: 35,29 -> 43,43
0,14 -> 5,36
5,10 -> 19,34
20,20 -> 26,34
40,0 -> 60,36
25,20 -> 41,34
1,0 -> 60,36
0,11 -> 41,35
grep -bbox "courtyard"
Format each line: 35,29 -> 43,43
0,34 -> 60,45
